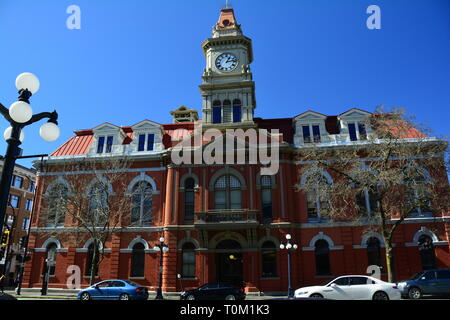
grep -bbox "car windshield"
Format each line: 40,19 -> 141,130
410,272 -> 424,280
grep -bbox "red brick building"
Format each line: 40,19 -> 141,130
22,8 -> 450,294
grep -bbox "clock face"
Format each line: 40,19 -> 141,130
215,53 -> 238,72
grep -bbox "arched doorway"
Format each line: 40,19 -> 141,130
215,240 -> 243,287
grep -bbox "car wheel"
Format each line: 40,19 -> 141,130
80,292 -> 91,301
186,295 -> 195,300
372,291 -> 389,301
119,293 -> 130,301
225,294 -> 236,300
309,293 -> 324,299
408,287 -> 422,300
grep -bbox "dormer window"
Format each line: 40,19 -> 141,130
302,125 -> 321,143
137,134 -> 155,151
348,122 -> 367,141
97,135 -> 113,153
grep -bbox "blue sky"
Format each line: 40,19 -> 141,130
0,0 -> 449,168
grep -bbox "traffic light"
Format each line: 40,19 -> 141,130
0,247 -> 5,259
19,236 -> 27,248
1,230 -> 10,246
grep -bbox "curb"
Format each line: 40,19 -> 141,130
14,295 -> 77,300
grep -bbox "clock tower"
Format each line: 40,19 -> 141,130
200,8 -> 256,128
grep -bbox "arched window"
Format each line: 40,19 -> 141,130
405,171 -> 432,217
222,99 -> 232,123
315,239 -> 331,276
46,184 -> 68,227
366,237 -> 382,268
261,241 -> 277,278
305,173 -> 331,221
45,243 -> 57,276
184,178 -> 195,223
182,242 -> 196,278
213,100 -> 222,124
214,175 -> 242,209
232,99 -> 242,123
88,182 -> 108,226
261,176 -> 272,221
418,235 -> 436,270
131,181 -> 153,226
131,243 -> 145,277
85,243 -> 98,277
356,188 -> 379,217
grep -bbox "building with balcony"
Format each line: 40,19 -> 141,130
22,7 -> 450,294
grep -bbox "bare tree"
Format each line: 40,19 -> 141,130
297,107 -> 450,283
41,156 -> 132,285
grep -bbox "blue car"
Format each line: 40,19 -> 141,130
77,280 -> 149,300
398,269 -> 450,299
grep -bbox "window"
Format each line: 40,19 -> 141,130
423,271 -> 436,281
131,182 -> 153,226
29,181 -> 35,192
106,136 -> 113,153
348,122 -> 367,141
184,178 -> 195,223
131,243 -> 145,277
315,239 -> 331,276
356,188 -> 379,216
367,237 -> 383,268
88,182 -> 109,226
222,99 -> 232,123
304,173 -> 330,221
22,218 -> 30,231
261,241 -> 277,278
9,195 -> 20,208
12,175 -> 24,188
349,277 -> 370,285
47,184 -> 68,227
97,136 -> 105,153
418,235 -> 436,270
302,125 -> 321,144
97,136 -> 113,153
214,175 -> 242,209
182,242 -> 196,278
213,100 -> 222,124
138,134 -> 155,152
233,99 -> 242,123
85,243 -> 99,277
261,176 -> 272,221
25,199 -> 33,211
436,270 -> 450,280
46,243 -> 57,276
405,171 -> 432,217
331,277 -> 349,286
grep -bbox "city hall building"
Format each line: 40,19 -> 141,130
23,8 -> 450,294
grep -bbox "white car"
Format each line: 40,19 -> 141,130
294,275 -> 401,300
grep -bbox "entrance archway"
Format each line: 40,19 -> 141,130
215,240 -> 243,287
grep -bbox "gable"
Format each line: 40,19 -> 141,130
339,108 -> 372,118
293,110 -> 327,121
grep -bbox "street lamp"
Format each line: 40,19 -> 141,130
153,236 -> 169,300
0,73 -> 60,238
280,233 -> 298,299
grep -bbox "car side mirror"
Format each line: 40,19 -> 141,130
420,277 -> 426,281
330,283 -> 337,287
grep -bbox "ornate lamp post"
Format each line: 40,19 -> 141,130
279,233 -> 298,299
0,73 -> 60,238
153,236 -> 169,300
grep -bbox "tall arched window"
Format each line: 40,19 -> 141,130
184,178 -> 195,223
418,235 -> 436,270
261,176 -> 273,221
46,243 -> 57,276
85,243 -> 98,276
315,239 -> 331,275
305,173 -> 331,221
131,181 -> 153,226
405,171 -> 432,217
131,242 -> 145,277
88,182 -> 108,226
212,100 -> 222,124
232,99 -> 242,123
47,184 -> 68,227
182,242 -> 196,278
222,99 -> 232,123
214,175 -> 242,209
367,237 -> 382,268
356,188 -> 379,217
261,241 -> 277,278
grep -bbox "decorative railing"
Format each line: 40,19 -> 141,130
195,209 -> 259,224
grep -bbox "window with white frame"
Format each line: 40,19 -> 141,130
302,124 -> 321,143
356,188 -> 379,217
25,199 -> 33,211
29,181 -> 35,192
404,169 -> 432,217
130,181 -> 153,226
9,194 -> 20,208
137,133 -> 155,151
347,122 -> 367,141
304,173 -> 331,221
97,135 -> 114,154
214,175 -> 242,209
47,184 -> 68,227
22,218 -> 30,231
12,175 -> 24,188
88,182 -> 109,226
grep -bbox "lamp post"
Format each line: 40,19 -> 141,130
153,237 -> 169,300
0,73 -> 60,239
279,233 -> 298,299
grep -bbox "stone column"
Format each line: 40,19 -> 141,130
164,167 -> 175,226
162,230 -> 177,293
